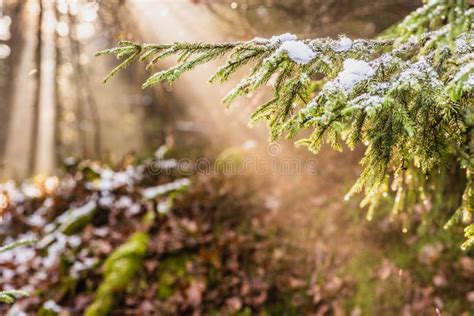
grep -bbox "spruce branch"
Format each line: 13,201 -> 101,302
97,0 -> 474,248
0,290 -> 29,304
0,239 -> 36,304
0,238 -> 36,254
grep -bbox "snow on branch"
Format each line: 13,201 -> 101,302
96,0 -> 474,249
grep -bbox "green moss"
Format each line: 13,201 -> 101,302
58,202 -> 97,236
341,250 -> 381,314
157,253 -> 194,299
263,297 -> 307,316
37,308 -> 58,316
341,226 -> 469,315
84,232 -> 149,316
233,307 -> 253,316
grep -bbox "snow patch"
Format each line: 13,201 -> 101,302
7,304 -> 28,316
276,40 -> 316,65
89,166 -> 142,194
43,300 -> 62,313
99,195 -> 114,208
39,231 -> 83,268
270,33 -> 297,44
21,182 -> 41,199
337,59 -> 375,92
253,33 -> 298,45
0,181 -> 25,203
142,178 -> 191,200
157,159 -> 178,170
397,57 -> 442,88
157,199 -> 172,214
115,196 -> 141,215
456,34 -> 474,54
350,94 -> 384,112
55,198 -> 97,227
0,233 -> 37,266
115,196 -> 133,208
71,257 -> 97,278
333,36 -> 353,52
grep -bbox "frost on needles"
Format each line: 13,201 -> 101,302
96,0 -> 474,250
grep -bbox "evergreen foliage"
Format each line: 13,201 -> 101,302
97,0 -> 474,249
0,239 -> 36,304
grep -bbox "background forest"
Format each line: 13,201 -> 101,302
0,0 -> 473,315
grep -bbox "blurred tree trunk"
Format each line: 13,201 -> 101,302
0,1 -> 24,176
2,0 -> 41,179
34,0 -> 57,174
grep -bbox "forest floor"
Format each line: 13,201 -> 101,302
0,147 -> 473,315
